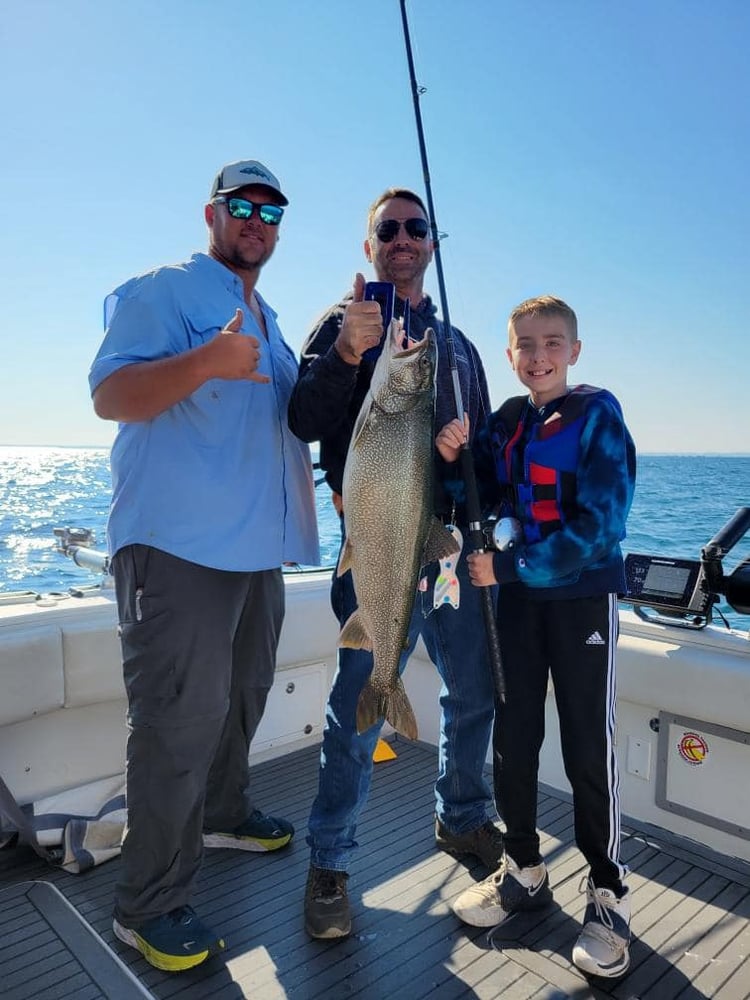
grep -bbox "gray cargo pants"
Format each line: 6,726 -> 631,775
111,544 -> 284,926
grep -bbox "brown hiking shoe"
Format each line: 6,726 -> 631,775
435,817 -> 504,869
304,866 -> 351,940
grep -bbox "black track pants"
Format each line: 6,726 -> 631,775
493,587 -> 626,890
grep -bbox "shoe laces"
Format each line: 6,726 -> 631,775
241,809 -> 286,836
311,868 -> 347,900
579,877 -> 621,942
165,905 -> 198,927
491,854 -> 509,886
247,808 -> 277,828
477,820 -> 504,847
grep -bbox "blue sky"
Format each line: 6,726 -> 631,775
1,0 -> 748,454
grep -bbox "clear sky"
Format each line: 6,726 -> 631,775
1,0 -> 748,454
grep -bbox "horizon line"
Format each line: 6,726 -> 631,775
1,444 -> 749,459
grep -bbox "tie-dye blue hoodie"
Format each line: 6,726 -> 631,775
474,384 -> 636,600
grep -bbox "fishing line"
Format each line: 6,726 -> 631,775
399,0 -> 506,701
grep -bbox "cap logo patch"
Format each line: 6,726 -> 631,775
240,165 -> 272,181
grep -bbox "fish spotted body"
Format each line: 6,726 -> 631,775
337,325 -> 460,739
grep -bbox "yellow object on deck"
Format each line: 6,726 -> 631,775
373,738 -> 397,762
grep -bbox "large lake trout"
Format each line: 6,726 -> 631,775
338,325 -> 460,739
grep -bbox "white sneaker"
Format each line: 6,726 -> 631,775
572,880 -> 631,978
452,854 -> 552,927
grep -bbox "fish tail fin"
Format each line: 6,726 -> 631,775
386,679 -> 419,740
356,679 -> 418,741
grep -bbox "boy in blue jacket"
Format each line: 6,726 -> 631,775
436,295 -> 636,979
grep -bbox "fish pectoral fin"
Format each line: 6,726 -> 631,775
336,536 -> 355,577
421,517 -> 461,567
339,611 -> 373,651
350,397 -> 374,449
356,678 -> 419,741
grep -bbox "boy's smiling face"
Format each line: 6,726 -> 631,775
507,313 -> 581,408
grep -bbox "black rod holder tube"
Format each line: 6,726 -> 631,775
702,507 -> 750,560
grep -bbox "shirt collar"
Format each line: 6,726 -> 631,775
191,252 -> 278,319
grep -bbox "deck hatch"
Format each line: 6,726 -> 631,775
656,710 -> 750,841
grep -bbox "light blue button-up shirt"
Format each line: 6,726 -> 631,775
89,252 -> 320,571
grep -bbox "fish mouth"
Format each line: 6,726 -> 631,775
393,332 -> 436,363
395,340 -> 429,357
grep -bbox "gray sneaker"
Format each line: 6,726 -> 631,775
452,854 -> 552,927
304,866 -> 351,940
435,817 -> 504,869
572,880 -> 631,978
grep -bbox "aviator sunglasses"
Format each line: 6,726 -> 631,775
213,196 -> 284,226
374,217 -> 430,243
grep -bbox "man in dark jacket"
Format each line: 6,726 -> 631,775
289,187 -> 501,940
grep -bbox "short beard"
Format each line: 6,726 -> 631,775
379,257 -> 427,287
210,242 -> 273,275
231,246 -> 272,271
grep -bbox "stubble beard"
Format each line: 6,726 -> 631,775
232,245 -> 272,272
212,238 -> 273,276
378,254 -> 429,290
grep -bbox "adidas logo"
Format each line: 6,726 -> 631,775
585,631 -> 606,645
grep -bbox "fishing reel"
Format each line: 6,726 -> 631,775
481,515 -> 523,553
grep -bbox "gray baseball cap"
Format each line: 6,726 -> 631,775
209,160 -> 288,205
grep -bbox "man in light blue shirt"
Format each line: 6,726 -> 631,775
89,159 -> 319,972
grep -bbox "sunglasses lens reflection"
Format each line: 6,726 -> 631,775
226,198 -> 284,226
375,218 -> 429,242
406,218 -> 429,240
259,205 -> 284,225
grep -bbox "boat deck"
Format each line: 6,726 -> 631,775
1,739 -> 749,1000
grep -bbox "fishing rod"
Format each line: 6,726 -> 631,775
398,0 -> 506,702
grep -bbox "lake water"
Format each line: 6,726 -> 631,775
1,447 -> 748,630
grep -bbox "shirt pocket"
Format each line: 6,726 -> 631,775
182,307 -> 222,350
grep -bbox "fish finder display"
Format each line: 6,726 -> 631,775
623,554 -> 712,615
642,562 -> 692,598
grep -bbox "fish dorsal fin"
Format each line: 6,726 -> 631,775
421,516 -> 461,568
337,535 -> 355,576
339,610 -> 373,651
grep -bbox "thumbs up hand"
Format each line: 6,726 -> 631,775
335,273 -> 385,365
204,308 -> 271,383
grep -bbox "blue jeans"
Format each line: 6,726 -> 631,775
307,532 -> 495,872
